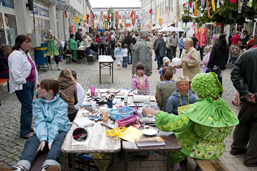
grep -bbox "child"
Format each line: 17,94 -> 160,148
71,70 -> 86,111
201,46 -> 211,73
114,42 -> 122,69
247,35 -> 255,49
131,62 -> 150,90
166,76 -> 196,115
159,57 -> 176,80
143,73 -> 239,171
122,44 -> 129,68
229,45 -> 240,64
58,69 -> 78,121
0,79 -> 70,171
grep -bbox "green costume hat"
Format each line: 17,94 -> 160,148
183,72 -> 238,127
191,72 -> 223,98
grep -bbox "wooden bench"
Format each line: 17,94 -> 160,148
29,148 -> 49,171
194,158 -> 229,171
0,78 -> 9,92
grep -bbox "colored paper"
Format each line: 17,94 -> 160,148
207,0 -> 210,17
119,126 -> 142,142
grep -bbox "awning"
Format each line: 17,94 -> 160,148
159,26 -> 184,32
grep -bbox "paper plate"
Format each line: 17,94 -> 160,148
142,129 -> 158,136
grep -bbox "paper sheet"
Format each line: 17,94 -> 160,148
74,117 -> 94,127
119,126 -> 142,142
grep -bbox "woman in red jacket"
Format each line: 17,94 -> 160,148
229,30 -> 241,64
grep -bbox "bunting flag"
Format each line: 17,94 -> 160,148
86,14 -> 89,23
180,4 -> 183,19
65,11 -> 67,18
229,0 -> 235,4
124,11 -> 129,19
238,0 -> 242,13
201,0 -> 205,8
97,14 -> 100,22
217,0 -> 220,9
207,0 -> 210,17
221,0 -> 224,5
130,11 -> 134,18
189,2 -> 192,8
178,4 -> 180,19
156,7 -> 160,21
108,13 -> 110,21
250,0 -> 253,7
194,1 -> 198,16
149,9 -> 152,14
120,12 -> 123,20
212,0 -> 216,11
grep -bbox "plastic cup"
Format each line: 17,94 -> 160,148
91,101 -> 96,110
90,87 -> 95,96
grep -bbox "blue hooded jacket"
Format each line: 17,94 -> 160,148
165,89 -> 197,115
33,93 -> 70,143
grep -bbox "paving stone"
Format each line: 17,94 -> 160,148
232,163 -> 251,171
152,161 -> 165,167
140,161 -> 153,167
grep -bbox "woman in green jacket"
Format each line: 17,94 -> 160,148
68,34 -> 77,61
144,72 -> 239,171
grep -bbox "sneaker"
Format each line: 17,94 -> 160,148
50,66 -> 53,70
57,67 -> 61,70
20,132 -> 33,139
41,165 -> 59,171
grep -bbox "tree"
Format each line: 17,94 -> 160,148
187,0 -> 257,26
104,8 -> 114,29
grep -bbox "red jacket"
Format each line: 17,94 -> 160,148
96,37 -> 100,47
230,35 -> 241,45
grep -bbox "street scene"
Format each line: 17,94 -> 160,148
0,0 -> 257,171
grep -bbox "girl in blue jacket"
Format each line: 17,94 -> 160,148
1,79 -> 70,171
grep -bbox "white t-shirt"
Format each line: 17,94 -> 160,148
122,48 -> 128,57
75,82 -> 86,110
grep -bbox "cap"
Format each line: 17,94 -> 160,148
250,35 -> 254,38
163,57 -> 170,64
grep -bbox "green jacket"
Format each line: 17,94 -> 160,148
68,38 -> 77,59
155,97 -> 239,160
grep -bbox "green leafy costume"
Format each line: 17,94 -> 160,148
68,38 -> 77,60
46,36 -> 59,56
155,73 -> 239,163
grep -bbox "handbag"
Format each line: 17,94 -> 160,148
208,65 -> 221,75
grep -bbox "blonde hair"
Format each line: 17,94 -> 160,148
184,38 -> 194,46
117,42 -> 121,49
59,69 -> 76,83
204,46 -> 211,52
176,76 -> 189,85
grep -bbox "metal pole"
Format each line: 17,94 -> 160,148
151,0 -> 152,27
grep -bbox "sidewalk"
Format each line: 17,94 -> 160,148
0,58 -> 256,171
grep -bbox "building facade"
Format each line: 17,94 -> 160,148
93,7 -> 140,31
0,0 -> 94,47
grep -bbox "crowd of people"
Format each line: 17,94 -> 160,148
0,26 -> 257,171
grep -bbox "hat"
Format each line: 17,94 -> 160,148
250,35 -> 254,38
163,57 -> 170,64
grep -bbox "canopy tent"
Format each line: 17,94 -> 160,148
159,26 -> 184,32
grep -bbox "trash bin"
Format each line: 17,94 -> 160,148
35,43 -> 48,70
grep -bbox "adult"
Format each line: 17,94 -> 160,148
0,45 -> 11,78
83,34 -> 91,58
191,34 -> 199,50
154,34 -> 166,70
168,31 -> 178,59
230,47 -> 257,167
99,33 -> 106,55
144,72 -> 238,171
176,38 -> 201,83
124,32 -> 132,64
156,67 -> 176,111
75,27 -> 83,43
105,32 -> 111,55
132,31 -> 152,77
43,30 -> 61,70
241,30 -> 250,49
247,35 -> 255,49
95,34 -> 101,52
8,35 -> 38,139
229,30 -> 241,64
179,33 -> 185,58
68,34 -> 77,62
207,34 -> 229,85
109,35 -> 116,60
165,33 -> 171,58
165,76 -> 196,115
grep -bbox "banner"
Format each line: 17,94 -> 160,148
156,7 -> 160,21
194,0 -> 198,16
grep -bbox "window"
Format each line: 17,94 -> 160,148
4,13 -> 17,46
0,13 -> 6,45
0,0 -> 14,9
39,7 -> 49,17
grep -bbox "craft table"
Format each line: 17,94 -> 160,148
98,55 -> 114,83
61,109 -> 120,171
122,131 -> 182,171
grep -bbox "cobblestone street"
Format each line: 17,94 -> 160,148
0,58 -> 256,171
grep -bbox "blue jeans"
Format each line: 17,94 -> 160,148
15,81 -> 34,137
128,49 -> 132,64
122,56 -> 128,68
157,56 -> 163,69
17,131 -> 67,170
